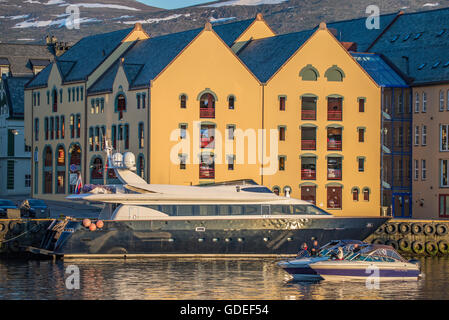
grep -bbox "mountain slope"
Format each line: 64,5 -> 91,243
0,0 -> 448,45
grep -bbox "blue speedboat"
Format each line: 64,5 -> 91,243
279,241 -> 422,281
278,240 -> 366,281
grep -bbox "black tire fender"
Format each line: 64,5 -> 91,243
398,238 -> 411,251
412,241 -> 425,254
436,224 -> 448,236
398,223 -> 410,235
423,224 -> 436,236
384,223 -> 397,235
438,240 -> 449,254
411,223 -> 423,235
425,241 -> 438,256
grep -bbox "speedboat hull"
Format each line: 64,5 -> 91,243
278,257 -> 328,281
309,260 -> 421,280
44,216 -> 388,257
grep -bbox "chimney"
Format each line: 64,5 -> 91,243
341,42 -> 357,52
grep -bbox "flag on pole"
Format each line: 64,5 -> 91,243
75,173 -> 83,194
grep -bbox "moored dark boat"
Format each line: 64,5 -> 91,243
32,144 -> 389,258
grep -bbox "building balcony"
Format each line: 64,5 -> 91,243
301,110 -> 316,120
328,110 -> 342,121
301,169 -> 316,180
327,168 -> 342,180
301,139 -> 316,150
200,108 -> 215,119
327,140 -> 342,151
199,168 -> 215,179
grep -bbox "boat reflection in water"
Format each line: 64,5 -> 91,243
37,143 -> 388,258
278,240 -> 422,281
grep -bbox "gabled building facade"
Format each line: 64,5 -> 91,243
24,13 -> 412,217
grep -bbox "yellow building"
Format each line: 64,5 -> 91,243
24,14 -> 410,217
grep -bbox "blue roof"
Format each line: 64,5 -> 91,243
369,8 -> 449,85
352,53 -> 408,88
88,61 -> 120,94
30,18 -> 256,92
25,62 -> 52,88
237,29 -> 314,83
213,18 -> 254,46
58,27 -> 133,83
89,27 -> 202,92
26,27 -> 132,89
2,76 -> 32,118
326,12 -> 399,52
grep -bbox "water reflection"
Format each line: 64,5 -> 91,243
0,257 -> 447,300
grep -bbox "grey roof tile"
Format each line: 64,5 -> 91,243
0,43 -> 54,76
213,18 -> 254,46
369,8 -> 449,84
326,12 -> 399,52
237,29 -> 314,83
58,27 -> 133,83
2,76 -> 32,118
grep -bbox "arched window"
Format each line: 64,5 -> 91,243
52,89 -> 58,112
299,65 -> 319,81
91,157 -> 103,180
199,93 -> 215,118
283,186 -> 292,197
352,187 -> 359,201
272,186 -> 280,196
363,187 -> 370,201
56,146 -> 66,194
43,146 -> 52,194
116,94 -> 126,120
325,65 -> 345,82
69,144 -> 81,194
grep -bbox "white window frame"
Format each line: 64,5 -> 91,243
421,159 -> 427,180
441,159 -> 449,187
415,92 -> 420,113
441,124 -> 449,151
414,126 -> 420,146
447,90 -> 449,111
422,125 -> 427,146
422,92 -> 427,113
440,90 -> 445,111
414,159 -> 419,180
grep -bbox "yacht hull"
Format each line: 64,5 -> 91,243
50,216 -> 388,257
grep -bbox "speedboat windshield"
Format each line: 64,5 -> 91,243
347,245 -> 408,262
318,240 -> 366,256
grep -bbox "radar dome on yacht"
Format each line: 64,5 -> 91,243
123,152 -> 136,171
112,152 -> 123,167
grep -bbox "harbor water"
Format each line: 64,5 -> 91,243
0,257 -> 448,300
